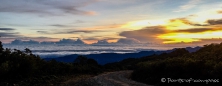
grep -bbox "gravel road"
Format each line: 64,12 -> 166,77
73,70 -> 152,86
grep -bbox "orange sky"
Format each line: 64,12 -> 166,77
0,0 -> 222,45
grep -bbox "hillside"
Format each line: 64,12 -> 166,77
130,43 -> 222,86
44,46 -> 201,65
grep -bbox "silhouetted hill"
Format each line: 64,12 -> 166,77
44,46 -> 201,65
44,51 -> 163,65
130,43 -> 222,86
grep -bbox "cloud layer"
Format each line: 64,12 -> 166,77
0,0 -> 98,16
174,0 -> 201,12
0,28 -> 15,31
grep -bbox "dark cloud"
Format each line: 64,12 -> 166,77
191,24 -> 209,26
207,19 -> 222,25
21,37 -> 59,42
93,39 -> 109,44
119,26 -> 221,43
61,30 -> 98,33
183,38 -> 222,46
0,0 -> 98,16
50,24 -> 70,27
170,18 -> 209,26
0,0 -> 55,15
170,18 -> 191,24
83,37 -> 120,41
199,38 -> 222,44
119,26 -> 166,42
116,38 -> 140,44
0,32 -> 20,37
37,31 -> 50,34
40,0 -> 98,15
217,10 -> 222,14
75,20 -> 85,23
54,30 -> 94,34
174,28 -> 216,33
0,28 -> 15,31
0,30 -> 59,43
37,29 -> 103,34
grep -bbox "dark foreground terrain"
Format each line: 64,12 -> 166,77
72,70 -> 150,86
1,40 -> 222,86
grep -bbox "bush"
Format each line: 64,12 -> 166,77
131,43 -> 222,86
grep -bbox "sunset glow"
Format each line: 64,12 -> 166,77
158,30 -> 222,44
0,0 -> 222,45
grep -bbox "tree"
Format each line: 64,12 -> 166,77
87,59 -> 98,65
0,40 -> 3,52
73,56 -> 88,64
25,48 -> 32,54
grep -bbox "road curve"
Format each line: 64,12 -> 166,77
74,70 -> 152,86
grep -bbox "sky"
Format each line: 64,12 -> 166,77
0,0 -> 222,45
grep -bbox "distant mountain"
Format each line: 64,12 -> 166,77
165,46 -> 202,53
44,46 -> 202,65
44,51 -> 164,65
185,46 -> 202,52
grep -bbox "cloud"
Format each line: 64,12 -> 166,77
0,32 -> 20,37
12,36 -> 59,42
217,10 -> 222,14
207,19 -> 222,25
0,29 -> 60,43
55,38 -> 85,44
50,24 -> 70,27
37,31 -> 50,34
75,20 -> 85,23
199,38 -> 222,44
0,28 -> 23,39
169,18 -> 209,26
37,29 -> 103,34
0,28 -> 15,31
183,38 -> 222,46
0,0 -> 98,16
58,30 -> 97,34
0,35 -> 60,43
174,0 -> 201,12
94,39 -> 109,44
174,28 -> 217,33
116,38 -> 140,44
83,36 -> 120,41
119,26 -> 166,42
119,26 -> 222,43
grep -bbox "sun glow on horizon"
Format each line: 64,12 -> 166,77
121,20 -> 166,30
158,30 -> 222,44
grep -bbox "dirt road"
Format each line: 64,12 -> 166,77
72,70 -> 152,86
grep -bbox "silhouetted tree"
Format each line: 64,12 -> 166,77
131,43 -> 222,86
74,56 -> 88,64
0,41 -> 3,53
87,58 -> 98,65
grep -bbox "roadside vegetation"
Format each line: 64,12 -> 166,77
131,43 -> 222,85
0,41 -> 102,85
